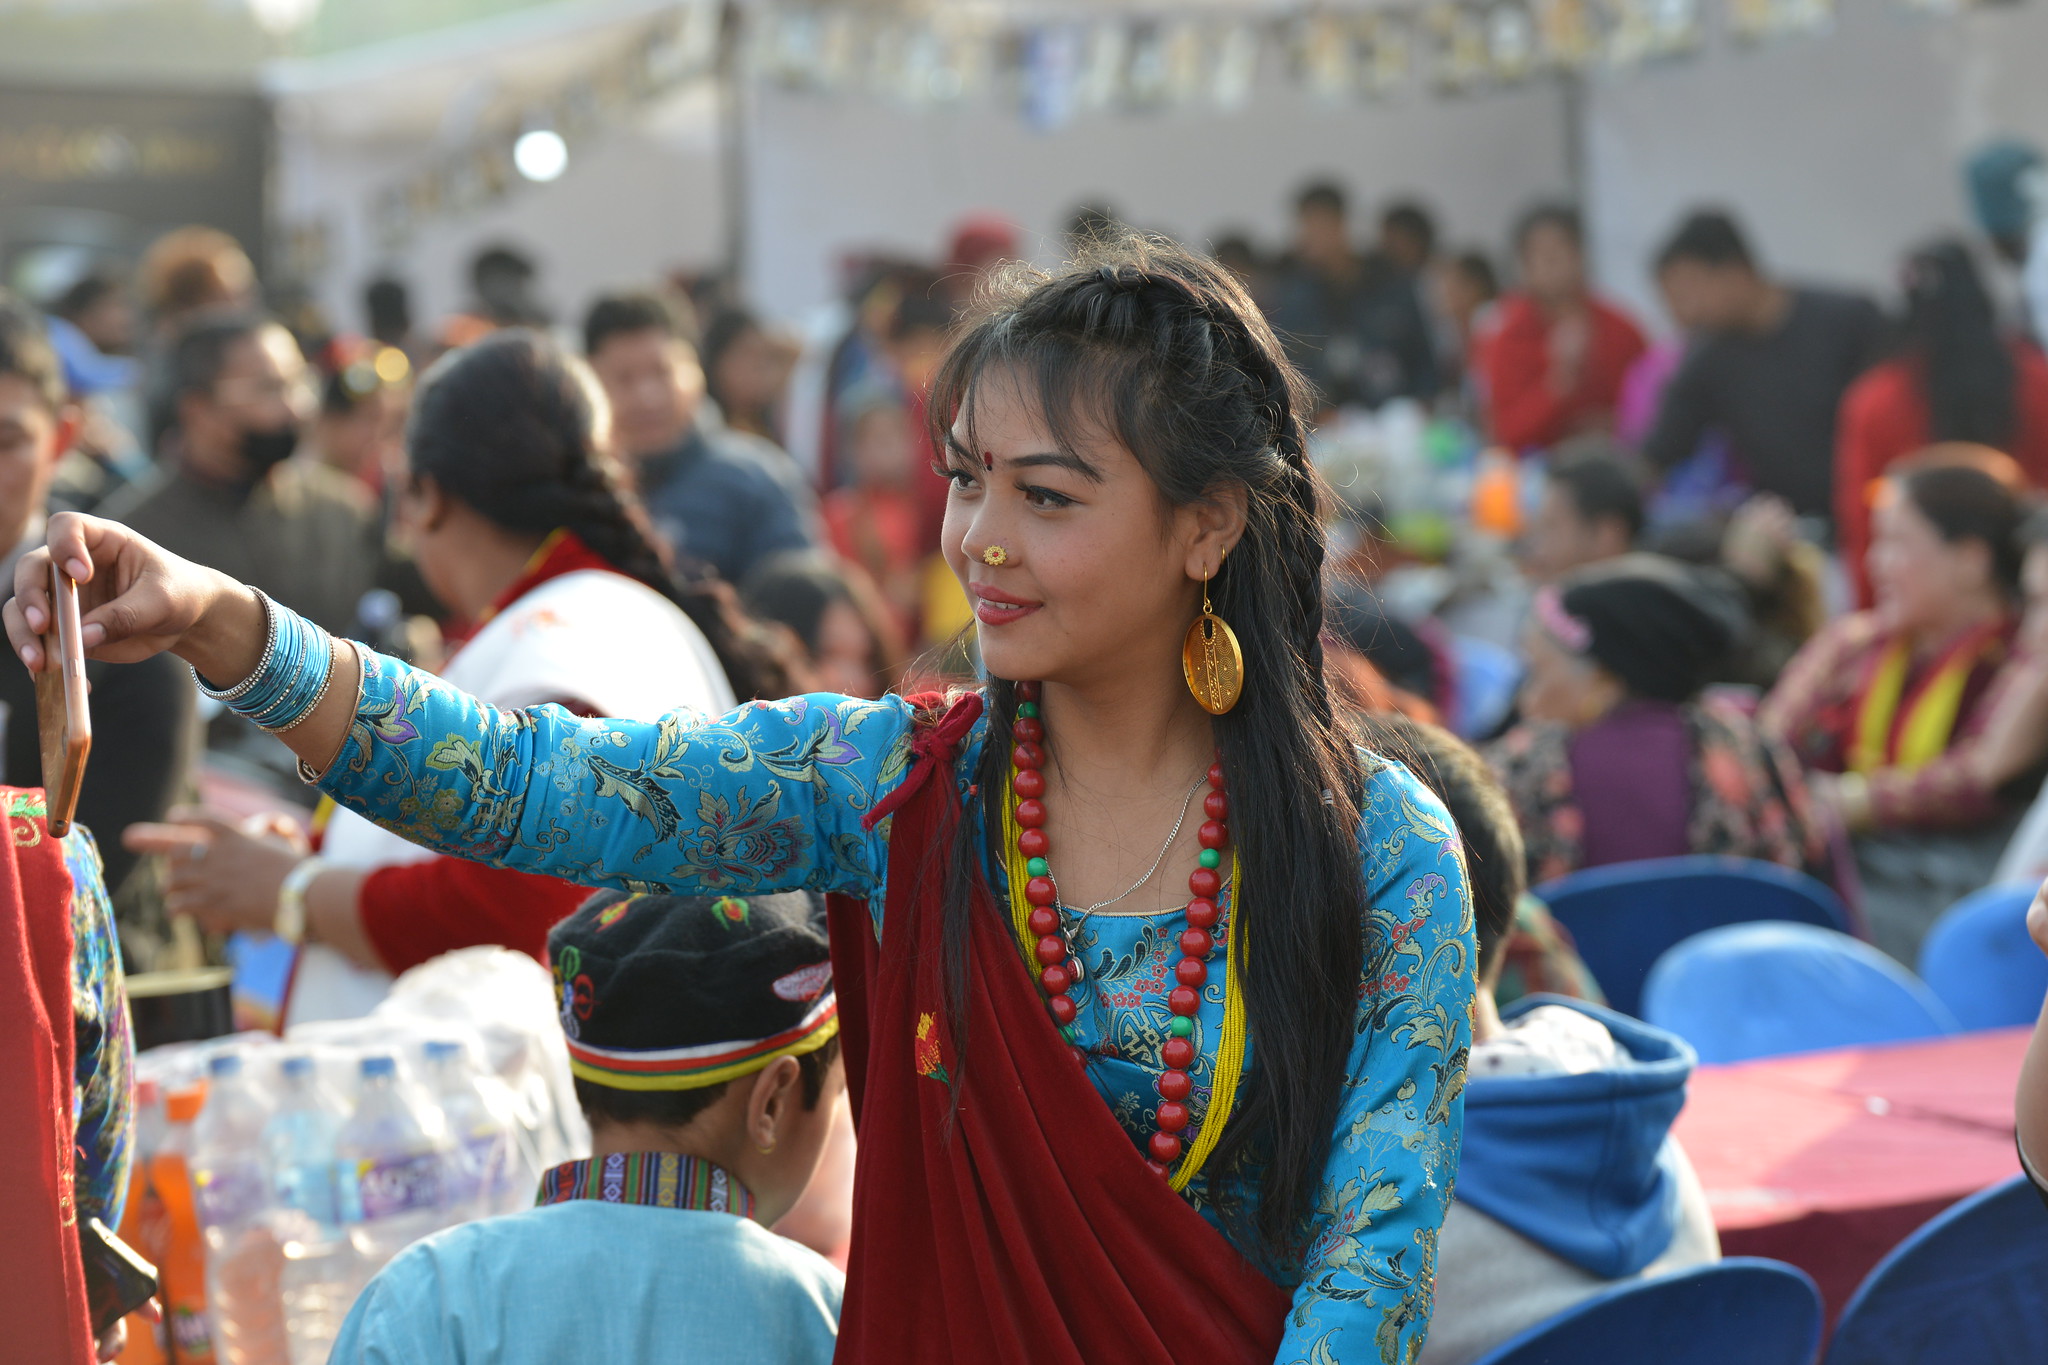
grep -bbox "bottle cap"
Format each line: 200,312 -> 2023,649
207,1052 -> 243,1077
422,1039 -> 463,1061
166,1086 -> 206,1124
360,1054 -> 397,1078
281,1054 -> 316,1077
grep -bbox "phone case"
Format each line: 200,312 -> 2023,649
35,565 -> 91,837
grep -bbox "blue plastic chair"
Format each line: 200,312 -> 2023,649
1534,856 -> 1852,1018
1642,922 -> 1959,1064
1470,1257 -> 1823,1365
1826,1175 -> 2048,1365
1918,883 -> 2048,1031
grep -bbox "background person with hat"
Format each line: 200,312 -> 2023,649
1486,553 -> 1829,888
329,889 -> 845,1365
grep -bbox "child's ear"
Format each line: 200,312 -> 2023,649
747,1055 -> 804,1153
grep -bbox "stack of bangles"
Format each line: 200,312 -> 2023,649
192,591 -> 340,735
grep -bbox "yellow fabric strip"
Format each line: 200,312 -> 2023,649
1848,640 -> 1910,775
1895,653 -> 1979,771
1001,787 -> 1247,1192
1171,856 -> 1244,1194
568,1017 -> 841,1092
1850,631 -> 1996,775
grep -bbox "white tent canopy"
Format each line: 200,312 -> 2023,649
270,0 -> 2048,341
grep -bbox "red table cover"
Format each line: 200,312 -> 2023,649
1674,1027 -> 2028,1326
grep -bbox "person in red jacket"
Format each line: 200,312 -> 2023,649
1836,239 -> 2048,605
1479,204 -> 1648,454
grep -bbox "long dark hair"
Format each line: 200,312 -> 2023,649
1905,240 -> 2016,450
408,329 -> 793,698
927,236 -> 1371,1255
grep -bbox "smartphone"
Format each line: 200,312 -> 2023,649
35,562 -> 91,837
78,1216 -> 159,1338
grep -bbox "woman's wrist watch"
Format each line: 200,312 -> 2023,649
276,856 -> 328,945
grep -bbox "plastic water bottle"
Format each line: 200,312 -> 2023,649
263,1055 -> 354,1365
190,1054 -> 288,1365
422,1039 -> 513,1218
336,1054 -> 455,1272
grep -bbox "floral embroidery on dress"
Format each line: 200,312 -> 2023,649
6,788 -> 45,845
914,1011 -> 949,1085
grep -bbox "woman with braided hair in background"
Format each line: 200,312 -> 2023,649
124,327 -> 796,1024
17,237 -> 1474,1362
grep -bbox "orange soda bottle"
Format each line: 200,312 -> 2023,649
153,1086 -> 215,1363
1471,448 -> 1524,538
115,1079 -> 169,1365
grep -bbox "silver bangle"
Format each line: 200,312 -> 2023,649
194,589 -> 279,702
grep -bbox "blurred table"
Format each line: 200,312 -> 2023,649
1674,1027 -> 2028,1327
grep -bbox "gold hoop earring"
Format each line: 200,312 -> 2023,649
1182,566 -> 1243,715
982,545 -> 1009,567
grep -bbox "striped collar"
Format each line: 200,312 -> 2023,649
537,1151 -> 754,1219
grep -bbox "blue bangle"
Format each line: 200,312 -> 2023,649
221,601 -> 335,734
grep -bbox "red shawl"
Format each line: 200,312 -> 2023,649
826,695 -> 1289,1362
0,793 -> 95,1363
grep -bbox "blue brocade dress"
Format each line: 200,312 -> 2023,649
314,656 -> 1476,1364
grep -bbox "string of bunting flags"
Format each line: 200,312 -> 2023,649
747,0 -> 1981,120
351,0 -> 2003,248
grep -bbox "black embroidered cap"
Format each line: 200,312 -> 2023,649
549,889 -> 835,1091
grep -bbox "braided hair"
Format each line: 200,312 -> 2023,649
407,329 -> 793,699
927,235 -> 1374,1255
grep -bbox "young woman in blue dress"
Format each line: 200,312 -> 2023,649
10,237 -> 1475,1364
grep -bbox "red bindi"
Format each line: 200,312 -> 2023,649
982,451 -> 994,471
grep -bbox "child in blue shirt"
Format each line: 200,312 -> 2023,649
332,890 -> 845,1365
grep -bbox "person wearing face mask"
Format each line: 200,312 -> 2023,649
99,311 -> 388,636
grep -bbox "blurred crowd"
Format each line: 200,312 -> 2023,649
12,138 -> 2048,983
10,131 -> 2048,1365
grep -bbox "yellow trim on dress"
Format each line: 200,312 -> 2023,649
1850,631 -> 1995,774
1002,790 -> 1247,1193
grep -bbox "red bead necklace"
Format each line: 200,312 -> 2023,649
1008,680 -> 1231,1179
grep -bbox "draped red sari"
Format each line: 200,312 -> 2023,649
0,795 -> 95,1363
825,695 -> 1289,1363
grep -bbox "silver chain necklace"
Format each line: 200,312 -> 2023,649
1047,774 -> 1208,936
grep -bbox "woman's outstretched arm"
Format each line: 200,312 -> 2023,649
319,647 -> 910,896
8,514 -> 909,899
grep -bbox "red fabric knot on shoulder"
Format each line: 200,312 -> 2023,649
862,692 -> 986,831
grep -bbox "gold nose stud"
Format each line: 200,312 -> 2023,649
982,545 -> 1009,567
